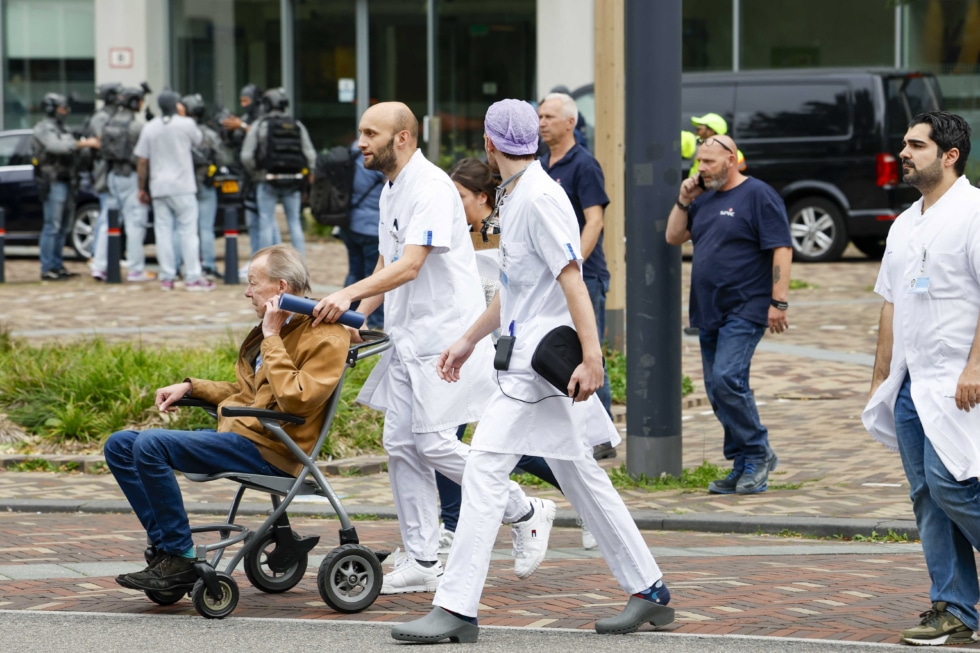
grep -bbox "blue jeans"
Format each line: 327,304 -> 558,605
108,171 -> 148,274
435,424 -> 561,532
257,183 -> 303,257
91,192 -> 111,273
40,181 -> 69,273
104,428 -> 289,555
153,193 -> 202,283
698,315 -> 769,466
197,186 -> 218,271
895,373 -> 980,630
584,275 -> 612,419
341,229 -> 384,329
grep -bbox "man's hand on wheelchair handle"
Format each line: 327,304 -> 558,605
156,381 -> 192,413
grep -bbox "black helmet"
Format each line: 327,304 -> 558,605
96,82 -> 122,105
118,86 -> 145,112
261,87 -> 289,113
240,84 -> 261,104
41,93 -> 69,117
181,93 -> 206,121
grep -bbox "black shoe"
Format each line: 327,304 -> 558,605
40,270 -> 68,281
56,268 -> 79,278
593,442 -> 618,460
116,553 -> 197,591
708,468 -> 741,494
115,546 -> 167,586
735,458 -> 771,494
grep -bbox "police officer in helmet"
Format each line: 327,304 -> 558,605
32,92 -> 100,281
241,87 -> 315,258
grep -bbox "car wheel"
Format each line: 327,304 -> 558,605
787,197 -> 848,263
851,236 -> 886,260
71,202 -> 101,260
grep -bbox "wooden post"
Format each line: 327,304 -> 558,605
594,0 -> 626,351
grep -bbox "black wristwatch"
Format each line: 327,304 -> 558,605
675,198 -> 691,211
771,299 -> 789,311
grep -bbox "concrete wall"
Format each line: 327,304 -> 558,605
94,0 -> 168,102
536,0 -> 595,99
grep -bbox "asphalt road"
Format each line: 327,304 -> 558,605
0,611 -> 926,653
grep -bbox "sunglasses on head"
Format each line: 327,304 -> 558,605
696,137 -> 734,155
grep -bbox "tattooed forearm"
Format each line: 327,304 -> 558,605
773,265 -> 782,284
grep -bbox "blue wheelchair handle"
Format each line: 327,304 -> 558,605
278,294 -> 365,329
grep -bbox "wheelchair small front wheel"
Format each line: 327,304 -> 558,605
145,588 -> 185,606
317,544 -> 382,613
243,530 -> 308,593
190,573 -> 239,619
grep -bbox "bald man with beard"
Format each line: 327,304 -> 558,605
313,102 -> 556,596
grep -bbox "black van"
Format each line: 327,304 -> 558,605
572,68 -> 944,262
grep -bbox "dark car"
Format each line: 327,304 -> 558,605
0,128 -> 101,258
572,69 -> 944,262
0,128 -> 247,260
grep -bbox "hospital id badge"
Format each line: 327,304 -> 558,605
908,276 -> 930,294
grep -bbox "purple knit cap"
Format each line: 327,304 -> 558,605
484,99 -> 539,155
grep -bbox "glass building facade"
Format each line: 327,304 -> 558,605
1,0 -> 979,176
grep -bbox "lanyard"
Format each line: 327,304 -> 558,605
483,165 -> 530,241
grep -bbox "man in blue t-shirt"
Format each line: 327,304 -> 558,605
539,92 -> 616,460
666,135 -> 792,495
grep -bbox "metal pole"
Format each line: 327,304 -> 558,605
732,0 -> 740,72
355,0 -> 370,121
0,207 -> 6,283
107,208 -> 122,284
424,0 -> 441,162
624,0 -> 683,478
280,0 -> 295,107
223,206 -> 240,285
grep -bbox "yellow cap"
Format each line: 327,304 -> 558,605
690,113 -> 728,135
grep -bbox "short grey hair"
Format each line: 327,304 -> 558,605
251,244 -> 311,295
542,92 -> 578,122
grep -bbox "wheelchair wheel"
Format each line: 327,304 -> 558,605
243,530 -> 308,593
317,544 -> 382,613
190,573 -> 239,619
145,588 -> 185,606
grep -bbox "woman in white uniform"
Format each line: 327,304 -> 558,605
392,100 -> 674,644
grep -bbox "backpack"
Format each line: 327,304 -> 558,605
256,115 -> 308,174
101,111 -> 134,163
309,145 -> 356,227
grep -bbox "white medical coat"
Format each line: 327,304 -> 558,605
356,149 -> 495,432
471,162 -> 619,460
862,176 -> 980,481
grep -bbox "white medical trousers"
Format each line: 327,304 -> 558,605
382,355 -> 531,562
433,449 -> 663,618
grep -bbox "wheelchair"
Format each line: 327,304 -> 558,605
141,330 -> 391,619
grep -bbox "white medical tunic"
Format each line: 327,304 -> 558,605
471,162 -> 619,460
356,149 -> 495,432
863,176 -> 980,481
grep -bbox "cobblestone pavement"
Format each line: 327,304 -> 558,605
1,511 -> 967,648
4,242 -> 973,646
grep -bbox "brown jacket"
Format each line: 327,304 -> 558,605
187,315 -> 350,476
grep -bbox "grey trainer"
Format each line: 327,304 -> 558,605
735,449 -> 778,494
391,606 -> 479,644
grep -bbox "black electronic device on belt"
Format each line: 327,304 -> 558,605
494,336 -> 515,371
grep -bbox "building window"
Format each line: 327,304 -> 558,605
3,0 -> 95,129
739,0 -> 893,69
683,0 -> 733,72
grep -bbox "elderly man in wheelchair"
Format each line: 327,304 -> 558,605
105,244 -> 351,595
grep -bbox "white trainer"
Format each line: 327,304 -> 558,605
578,517 -> 598,550
437,524 -> 455,555
380,550 -> 443,595
511,497 -> 556,579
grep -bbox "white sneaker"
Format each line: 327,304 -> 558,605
437,524 -> 455,555
578,517 -> 598,550
511,497 -> 556,579
380,550 -> 443,595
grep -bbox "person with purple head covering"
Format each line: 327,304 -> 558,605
391,99 -> 675,644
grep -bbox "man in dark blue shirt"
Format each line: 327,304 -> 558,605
666,135 -> 791,495
539,92 -> 616,461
